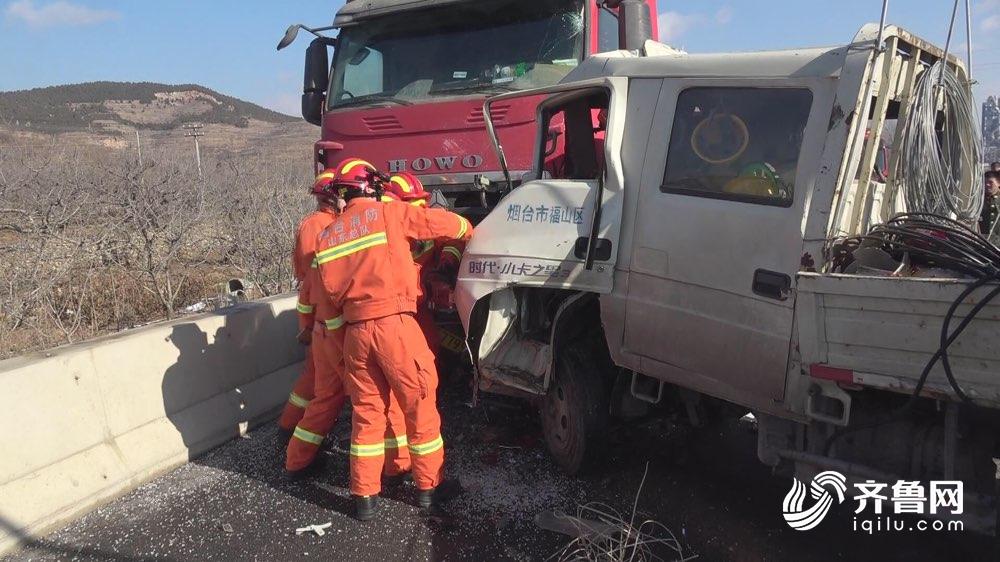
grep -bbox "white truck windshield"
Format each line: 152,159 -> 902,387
329,0 -> 586,108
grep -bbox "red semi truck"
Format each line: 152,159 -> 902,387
279,0 -> 658,219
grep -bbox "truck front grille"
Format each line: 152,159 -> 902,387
466,104 -> 510,126
362,115 -> 403,132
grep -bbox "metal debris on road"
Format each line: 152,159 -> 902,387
545,463 -> 697,562
535,510 -> 619,539
295,522 -> 333,537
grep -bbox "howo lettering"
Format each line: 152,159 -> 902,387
386,154 -> 485,173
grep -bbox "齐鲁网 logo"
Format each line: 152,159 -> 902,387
781,471 -> 965,533
782,471 -> 848,531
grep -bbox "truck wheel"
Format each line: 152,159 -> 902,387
541,341 -> 610,475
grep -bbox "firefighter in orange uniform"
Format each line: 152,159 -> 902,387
384,172 -> 467,364
382,172 -> 442,353
277,167 -> 343,435
315,166 -> 472,521
284,160 -> 411,480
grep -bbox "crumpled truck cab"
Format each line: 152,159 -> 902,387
453,25 -> 1000,536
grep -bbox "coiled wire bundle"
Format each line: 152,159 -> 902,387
894,61 -> 982,223
856,213 -> 1000,277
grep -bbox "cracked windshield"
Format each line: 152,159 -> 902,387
329,0 -> 585,108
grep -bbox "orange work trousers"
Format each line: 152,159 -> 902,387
277,345 -> 315,431
286,322 -> 410,475
343,313 -> 444,496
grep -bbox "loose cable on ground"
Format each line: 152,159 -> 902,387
548,462 -> 697,562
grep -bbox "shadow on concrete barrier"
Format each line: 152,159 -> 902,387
0,294 -> 305,556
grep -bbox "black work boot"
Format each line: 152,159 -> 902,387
417,479 -> 463,509
417,488 -> 435,510
354,495 -> 379,521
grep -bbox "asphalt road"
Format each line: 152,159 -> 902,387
3,383 -> 993,562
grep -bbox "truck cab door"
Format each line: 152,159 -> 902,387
456,77 -> 628,346
623,79 -> 834,410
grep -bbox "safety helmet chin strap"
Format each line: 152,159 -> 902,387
367,168 -> 388,202
339,186 -> 376,202
342,169 -> 388,202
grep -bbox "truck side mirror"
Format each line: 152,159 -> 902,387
617,0 -> 652,51
302,38 -> 330,126
302,92 -> 325,126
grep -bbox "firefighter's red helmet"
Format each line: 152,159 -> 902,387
335,158 -> 376,182
311,168 -> 339,196
312,158 -> 379,199
383,172 -> 430,206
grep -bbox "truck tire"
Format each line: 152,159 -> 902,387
540,341 -> 610,475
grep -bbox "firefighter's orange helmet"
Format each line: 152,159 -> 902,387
382,172 -> 430,206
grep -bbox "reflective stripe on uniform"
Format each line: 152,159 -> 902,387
384,434 -> 408,449
288,392 -> 310,408
411,240 -> 434,260
409,199 -> 427,207
293,426 -> 324,445
350,442 -> 386,457
296,302 -> 315,314
439,330 -> 465,353
315,232 -> 388,265
456,216 -> 470,239
442,246 -> 462,261
408,435 -> 444,456
324,316 -> 345,331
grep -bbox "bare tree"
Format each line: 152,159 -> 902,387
106,157 -> 208,318
1,134 -> 313,359
217,155 -> 310,297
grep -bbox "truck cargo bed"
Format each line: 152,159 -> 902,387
796,273 -> 1000,407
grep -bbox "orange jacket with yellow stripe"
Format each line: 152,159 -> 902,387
315,197 -> 472,323
294,208 -> 337,329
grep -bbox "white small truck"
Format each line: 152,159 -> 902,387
455,24 -> 1000,532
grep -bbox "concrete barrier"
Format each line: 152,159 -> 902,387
0,295 -> 304,555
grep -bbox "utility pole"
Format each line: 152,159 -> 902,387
183,123 -> 204,178
134,129 -> 143,168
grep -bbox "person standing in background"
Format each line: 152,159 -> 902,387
981,171 -> 1000,242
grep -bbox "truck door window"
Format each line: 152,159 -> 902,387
660,88 -> 813,207
542,92 -> 609,179
340,47 -> 384,100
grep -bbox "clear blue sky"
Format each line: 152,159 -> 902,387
0,0 -> 997,115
